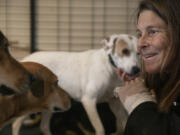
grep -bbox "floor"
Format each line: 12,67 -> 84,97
0,101 -> 116,135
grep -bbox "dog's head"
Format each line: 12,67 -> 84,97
102,34 -> 140,80
41,80 -> 71,113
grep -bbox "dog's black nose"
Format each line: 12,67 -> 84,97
131,66 -> 140,76
53,107 -> 62,112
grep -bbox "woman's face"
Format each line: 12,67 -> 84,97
137,10 -> 169,73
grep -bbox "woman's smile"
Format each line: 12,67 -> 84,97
141,49 -> 159,63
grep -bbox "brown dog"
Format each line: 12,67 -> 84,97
0,62 -> 71,128
0,31 -> 33,94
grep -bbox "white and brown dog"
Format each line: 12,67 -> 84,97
22,34 -> 140,135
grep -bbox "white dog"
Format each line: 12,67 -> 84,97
21,34 -> 140,135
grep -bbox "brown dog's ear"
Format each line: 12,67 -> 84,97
30,79 -> 44,97
0,31 -> 10,54
0,31 -> 8,45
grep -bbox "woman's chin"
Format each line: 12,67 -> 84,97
145,64 -> 161,73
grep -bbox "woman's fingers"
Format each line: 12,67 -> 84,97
114,77 -> 147,103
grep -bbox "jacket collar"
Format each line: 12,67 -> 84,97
172,94 -> 180,116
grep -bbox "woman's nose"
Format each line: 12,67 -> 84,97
138,33 -> 149,50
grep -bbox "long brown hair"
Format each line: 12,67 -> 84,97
137,0 -> 180,112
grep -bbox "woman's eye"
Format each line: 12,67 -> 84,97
149,29 -> 158,35
136,32 -> 142,39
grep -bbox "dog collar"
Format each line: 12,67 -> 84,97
108,54 -> 117,68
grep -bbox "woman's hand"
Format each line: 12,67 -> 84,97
114,77 -> 147,103
114,77 -> 156,114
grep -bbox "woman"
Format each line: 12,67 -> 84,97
116,0 -> 180,135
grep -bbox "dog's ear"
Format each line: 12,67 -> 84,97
112,37 -> 118,54
30,79 -> 44,97
0,31 -> 10,54
113,37 -> 117,46
0,31 -> 8,46
101,36 -> 111,50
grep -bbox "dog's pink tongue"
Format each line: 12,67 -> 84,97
116,68 -> 133,81
116,68 -> 125,80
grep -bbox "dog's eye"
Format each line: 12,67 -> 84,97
122,49 -> 130,55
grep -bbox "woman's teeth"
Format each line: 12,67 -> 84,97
143,53 -> 157,58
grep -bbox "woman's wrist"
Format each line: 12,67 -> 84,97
123,92 -> 156,114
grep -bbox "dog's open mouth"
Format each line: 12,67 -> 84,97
116,68 -> 139,81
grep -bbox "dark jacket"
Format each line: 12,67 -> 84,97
123,96 -> 180,135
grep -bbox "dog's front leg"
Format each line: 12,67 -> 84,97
40,111 -> 53,135
108,98 -> 128,135
12,115 -> 27,135
82,97 -> 105,135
